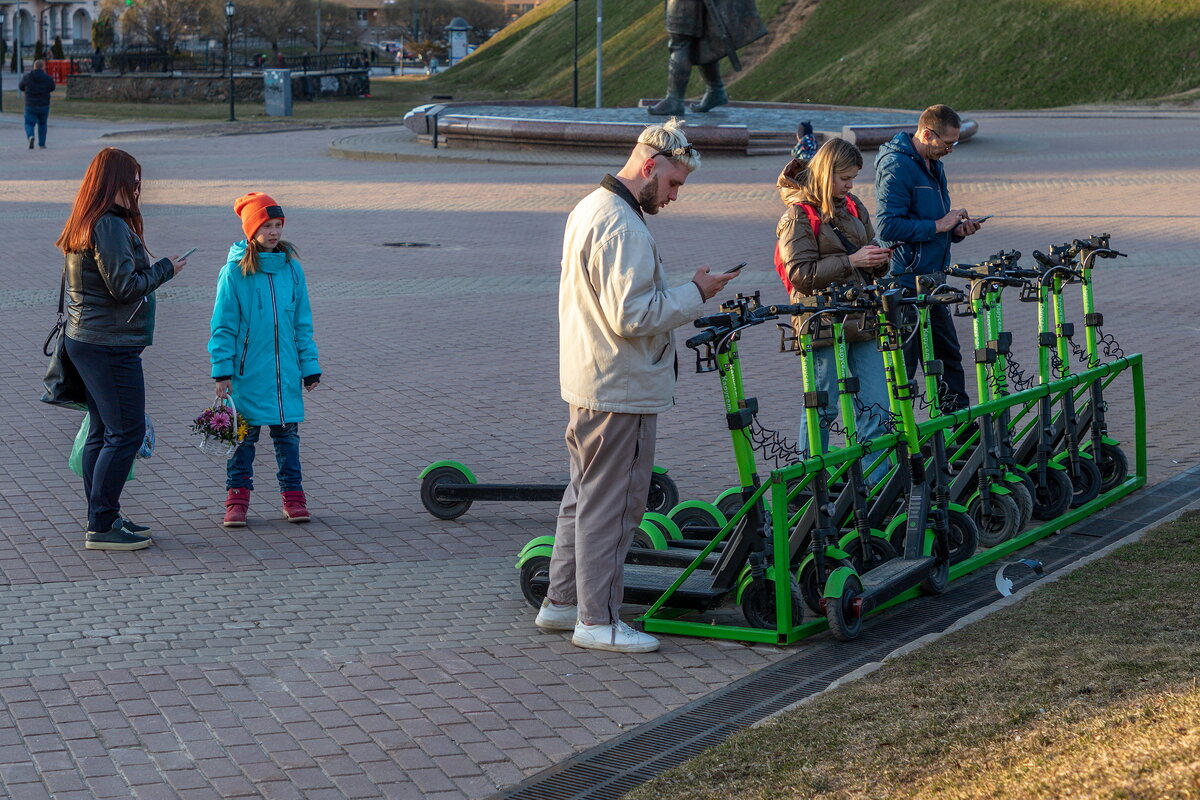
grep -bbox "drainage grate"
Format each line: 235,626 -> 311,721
490,465 -> 1200,800
382,241 -> 439,247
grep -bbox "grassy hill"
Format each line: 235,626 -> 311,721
431,0 -> 1200,109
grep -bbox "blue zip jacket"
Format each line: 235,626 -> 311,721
208,242 -> 320,426
874,131 -> 963,288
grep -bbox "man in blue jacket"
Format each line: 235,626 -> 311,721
19,60 -> 56,150
874,104 -> 983,412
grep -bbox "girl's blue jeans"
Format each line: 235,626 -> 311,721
797,340 -> 892,485
226,423 -> 303,492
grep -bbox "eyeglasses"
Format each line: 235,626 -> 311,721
928,130 -> 959,152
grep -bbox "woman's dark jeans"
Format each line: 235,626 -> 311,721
65,337 -> 146,533
226,424 -> 303,492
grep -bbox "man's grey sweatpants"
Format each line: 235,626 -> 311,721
547,406 -> 656,626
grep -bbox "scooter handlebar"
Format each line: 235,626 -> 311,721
685,329 -> 718,349
1031,249 -> 1057,268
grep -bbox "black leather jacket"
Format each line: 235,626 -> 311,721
64,207 -> 174,347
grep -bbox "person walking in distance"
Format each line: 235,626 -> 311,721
535,119 -> 740,653
874,104 -> 983,413
57,148 -> 188,550
19,60 -> 56,150
209,193 -> 321,528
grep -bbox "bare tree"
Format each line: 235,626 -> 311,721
100,0 -> 209,52
292,0 -> 358,52
239,0 -> 304,53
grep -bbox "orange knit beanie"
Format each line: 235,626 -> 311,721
233,192 -> 285,240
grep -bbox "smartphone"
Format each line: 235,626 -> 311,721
179,247 -> 198,260
723,262 -> 748,274
973,215 -> 993,224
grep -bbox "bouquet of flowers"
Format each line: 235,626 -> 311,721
191,397 -> 248,459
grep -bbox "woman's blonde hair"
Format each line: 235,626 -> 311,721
803,138 -> 864,222
238,239 -> 298,276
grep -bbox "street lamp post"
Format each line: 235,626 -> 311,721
225,0 -> 236,122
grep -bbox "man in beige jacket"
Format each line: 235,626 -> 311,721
535,119 -> 739,653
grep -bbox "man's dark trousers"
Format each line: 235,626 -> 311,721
65,337 -> 146,532
904,302 -> 969,412
24,105 -> 50,147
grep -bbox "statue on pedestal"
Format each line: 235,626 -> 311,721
648,0 -> 767,116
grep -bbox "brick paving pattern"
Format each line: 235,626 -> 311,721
0,106 -> 1196,798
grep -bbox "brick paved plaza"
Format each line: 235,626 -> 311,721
0,106 -> 1197,799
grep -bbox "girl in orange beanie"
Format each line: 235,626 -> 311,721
208,192 -> 321,527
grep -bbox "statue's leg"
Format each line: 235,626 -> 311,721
648,37 -> 692,116
690,61 -> 728,113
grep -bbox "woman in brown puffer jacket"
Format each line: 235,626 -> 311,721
775,138 -> 894,482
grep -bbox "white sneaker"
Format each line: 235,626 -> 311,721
571,621 -> 659,653
534,599 -> 577,631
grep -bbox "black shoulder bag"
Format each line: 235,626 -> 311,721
41,264 -> 87,410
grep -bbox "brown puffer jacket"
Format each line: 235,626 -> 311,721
775,158 -> 887,346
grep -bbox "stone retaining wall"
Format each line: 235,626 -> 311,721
66,70 -> 369,103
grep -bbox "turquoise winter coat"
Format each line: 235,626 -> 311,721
208,242 -> 320,426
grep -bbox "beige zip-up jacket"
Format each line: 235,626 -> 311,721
559,182 -> 707,414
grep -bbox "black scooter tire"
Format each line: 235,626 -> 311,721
1096,443 -> 1129,494
420,466 -> 474,520
826,575 -> 864,641
1010,479 -> 1033,529
921,558 -> 949,595
969,492 -> 1022,548
1031,467 -> 1073,520
946,509 -> 980,565
668,505 -> 722,539
742,576 -> 805,630
799,557 -> 853,615
519,556 -> 550,608
1068,457 -> 1103,508
841,535 -> 897,574
646,473 -> 680,515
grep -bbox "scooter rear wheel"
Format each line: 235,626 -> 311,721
420,466 -> 474,520
741,576 -> 805,630
646,473 -> 680,515
1031,467 -> 1073,520
969,492 -> 1022,548
825,575 -> 864,641
1096,442 -> 1128,494
1068,458 -> 1103,508
519,556 -> 550,608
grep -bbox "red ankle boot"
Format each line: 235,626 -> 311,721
281,490 -> 310,523
223,488 -> 250,527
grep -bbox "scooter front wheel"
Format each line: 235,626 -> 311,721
841,534 -> 897,573
969,492 -> 1022,548
741,577 -> 805,630
799,557 -> 853,615
1010,479 -> 1034,528
519,556 -> 550,608
1068,457 -> 1103,508
921,558 -> 949,595
420,466 -> 474,520
1096,442 -> 1129,494
1031,467 -> 1073,520
825,575 -> 864,641
946,509 -> 980,565
668,502 -> 725,539
646,472 -> 679,515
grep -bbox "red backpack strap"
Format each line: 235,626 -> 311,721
844,195 -> 860,219
776,203 -> 824,295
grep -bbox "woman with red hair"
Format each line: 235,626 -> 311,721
56,147 -> 188,551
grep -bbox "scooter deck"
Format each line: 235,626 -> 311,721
858,556 -> 938,613
526,563 -> 726,612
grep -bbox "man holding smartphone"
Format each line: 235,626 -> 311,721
874,104 -> 983,413
536,119 -> 738,654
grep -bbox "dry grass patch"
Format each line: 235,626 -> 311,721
627,510 -> 1200,800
